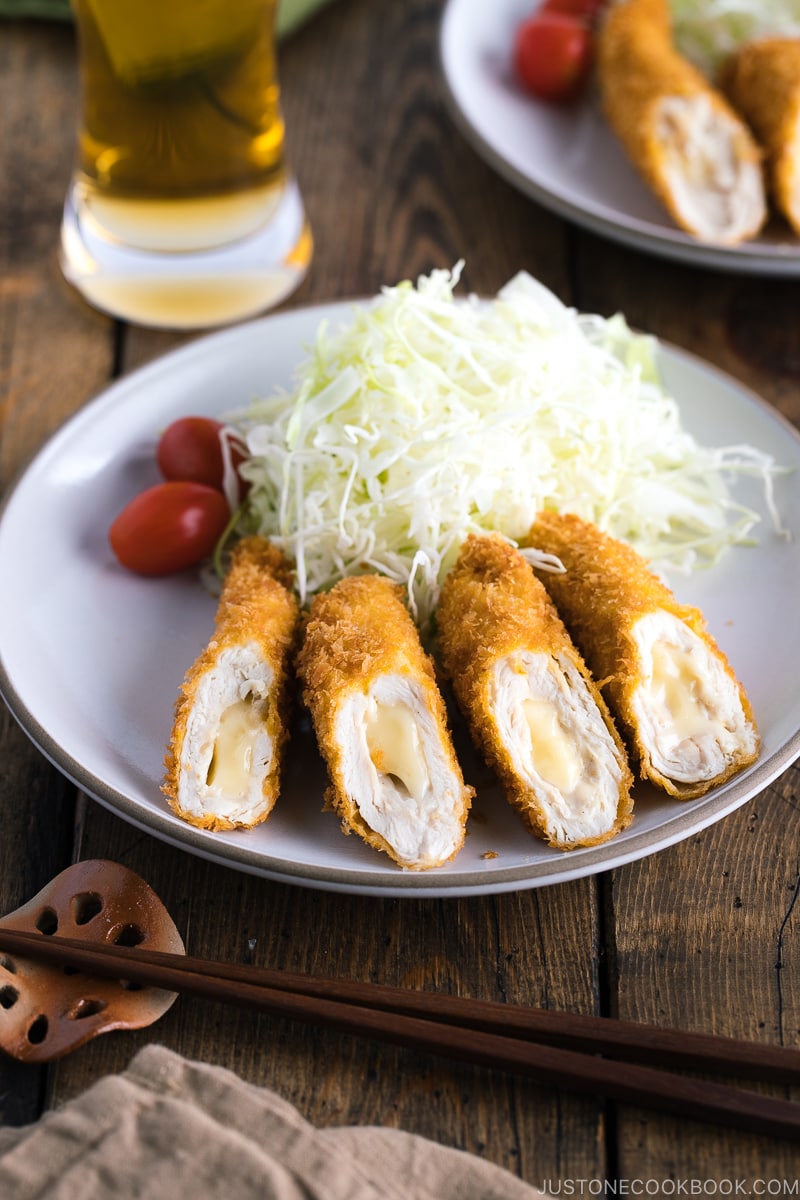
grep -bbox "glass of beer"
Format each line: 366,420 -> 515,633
59,0 -> 312,329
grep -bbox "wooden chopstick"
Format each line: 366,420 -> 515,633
1,927 -> 798,1142
2,927 -> 797,1083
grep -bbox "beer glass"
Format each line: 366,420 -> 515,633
59,0 -> 312,329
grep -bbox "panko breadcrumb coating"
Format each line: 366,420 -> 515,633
721,38 -> 800,235
598,0 -> 766,244
437,534 -> 633,850
163,536 -> 299,831
525,512 -> 760,799
296,574 -> 472,870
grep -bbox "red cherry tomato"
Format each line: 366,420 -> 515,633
156,416 -> 247,498
513,12 -> 594,103
109,481 -> 230,576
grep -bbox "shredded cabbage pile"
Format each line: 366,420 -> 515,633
671,0 -> 800,75
233,265 -> 779,626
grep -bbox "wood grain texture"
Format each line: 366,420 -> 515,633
1,0 -> 799,1187
0,709 -> 75,1124
42,6 -> 604,1182
279,0 -> 572,306
0,19 -> 116,1126
49,803 -> 605,1182
572,229 -> 800,1180
611,782 -> 800,1177
0,23 -> 117,485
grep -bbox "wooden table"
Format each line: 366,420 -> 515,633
2,0 -> 799,1186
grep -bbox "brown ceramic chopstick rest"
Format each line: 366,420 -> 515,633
0,860 -> 184,1062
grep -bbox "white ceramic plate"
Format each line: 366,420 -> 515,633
439,0 -> 800,275
1,302 -> 799,897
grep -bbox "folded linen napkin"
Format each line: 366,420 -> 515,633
0,0 -> 334,39
0,1045 -> 550,1200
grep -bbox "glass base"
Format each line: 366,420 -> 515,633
59,175 -> 312,330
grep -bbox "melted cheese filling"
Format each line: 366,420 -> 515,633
206,697 -> 268,795
364,700 -> 430,803
491,651 -> 626,847
521,699 -> 581,794
649,642 -> 724,741
336,674 -> 464,869
631,611 -> 757,784
657,94 -> 765,244
177,643 -> 274,823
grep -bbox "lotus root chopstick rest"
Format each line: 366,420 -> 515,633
0,859 -> 184,1062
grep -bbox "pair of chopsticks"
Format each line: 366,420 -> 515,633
1,926 -> 799,1142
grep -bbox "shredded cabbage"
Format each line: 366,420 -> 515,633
232,265 -> 780,626
670,0 -> 800,75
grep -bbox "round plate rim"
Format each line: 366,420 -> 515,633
0,301 -> 799,898
438,0 -> 800,277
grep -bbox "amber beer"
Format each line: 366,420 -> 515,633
61,0 -> 311,326
73,0 -> 287,247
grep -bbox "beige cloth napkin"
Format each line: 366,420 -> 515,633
0,1045 -> 549,1199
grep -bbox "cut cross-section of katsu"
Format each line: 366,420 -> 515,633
163,536 -> 300,830
721,38 -> 800,236
297,575 -> 472,870
436,534 -> 633,850
597,0 -> 766,245
525,512 -> 760,800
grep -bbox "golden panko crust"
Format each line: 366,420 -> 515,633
524,511 -> 759,798
597,0 -> 764,240
437,534 -> 633,849
296,574 -> 471,867
437,533 -> 576,681
162,536 -> 300,830
721,38 -> 800,233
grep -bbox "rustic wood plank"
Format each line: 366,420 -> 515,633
571,228 -> 800,1179
279,0 -> 572,305
0,19 -> 121,1125
49,799 -> 606,1183
0,22 -> 118,484
0,709 -> 75,1126
610,777 -> 800,1178
43,0 -> 604,1185
7,0 -> 796,1183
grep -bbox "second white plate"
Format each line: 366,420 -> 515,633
439,0 -> 800,275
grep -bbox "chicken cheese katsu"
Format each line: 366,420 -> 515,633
163,536 -> 299,830
437,535 -> 633,850
722,39 -> 800,237
296,575 -> 472,870
597,0 -> 766,245
525,513 -> 760,800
